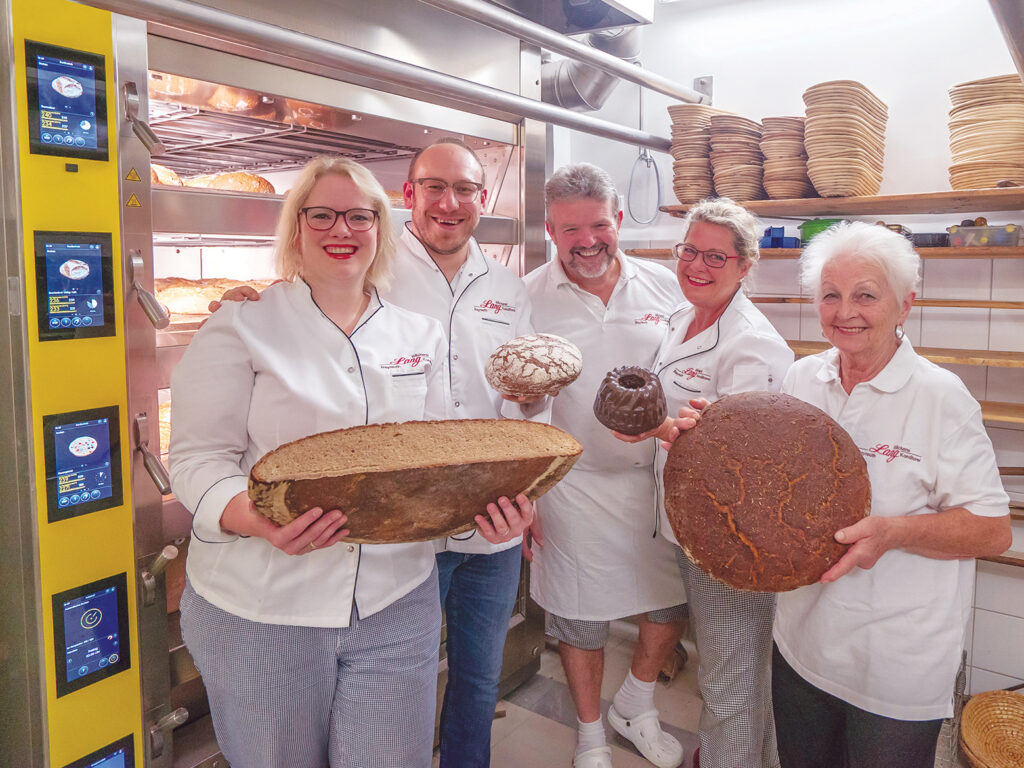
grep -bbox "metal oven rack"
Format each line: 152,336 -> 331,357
149,99 -> 421,175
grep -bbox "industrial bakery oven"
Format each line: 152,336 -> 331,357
136,13 -> 547,768
0,1 -> 546,766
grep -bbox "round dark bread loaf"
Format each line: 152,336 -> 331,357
485,333 -> 582,398
593,366 -> 667,435
664,391 -> 870,591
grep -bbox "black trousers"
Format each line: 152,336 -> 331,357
772,644 -> 943,768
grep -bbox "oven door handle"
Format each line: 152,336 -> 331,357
129,251 -> 170,329
122,80 -> 166,156
133,412 -> 172,496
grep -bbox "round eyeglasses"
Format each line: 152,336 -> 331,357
672,243 -> 741,269
410,177 -> 484,203
300,207 -> 379,232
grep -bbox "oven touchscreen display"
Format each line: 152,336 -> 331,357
25,41 -> 107,160
52,573 -> 130,698
35,53 -> 99,150
64,585 -> 121,685
43,405 -> 122,523
54,416 -> 113,510
44,241 -> 106,330
34,231 -> 114,341
63,735 -> 134,768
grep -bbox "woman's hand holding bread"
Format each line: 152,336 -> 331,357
475,493 -> 534,545
611,398 -> 708,449
220,490 -> 349,555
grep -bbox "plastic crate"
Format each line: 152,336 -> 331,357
946,224 -> 1023,247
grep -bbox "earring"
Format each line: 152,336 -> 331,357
895,324 -> 905,340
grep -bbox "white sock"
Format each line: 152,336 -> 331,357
575,716 -> 606,756
612,669 -> 656,719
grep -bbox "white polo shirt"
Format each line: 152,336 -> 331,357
170,279 -> 449,627
524,252 -> 688,619
654,290 -> 794,545
773,339 -> 1010,720
383,225 -> 542,554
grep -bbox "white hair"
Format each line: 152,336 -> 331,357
800,221 -> 921,301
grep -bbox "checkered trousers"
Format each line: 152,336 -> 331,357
676,549 -> 780,768
179,569 -> 442,768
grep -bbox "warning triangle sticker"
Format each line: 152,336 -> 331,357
125,168 -> 141,182
126,193 -> 142,208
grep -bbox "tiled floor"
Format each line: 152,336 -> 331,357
434,620 -> 704,768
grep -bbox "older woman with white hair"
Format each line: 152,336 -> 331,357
771,221 -> 1011,768
615,197 -> 793,768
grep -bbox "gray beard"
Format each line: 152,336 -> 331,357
567,249 -> 613,279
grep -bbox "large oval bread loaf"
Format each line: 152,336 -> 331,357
249,419 -> 583,543
485,333 -> 582,398
664,391 -> 870,591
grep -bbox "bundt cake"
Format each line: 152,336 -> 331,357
593,366 -> 667,435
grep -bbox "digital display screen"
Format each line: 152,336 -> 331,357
53,573 -> 131,698
34,231 -> 115,341
26,41 -> 107,160
63,735 -> 135,768
44,406 -> 122,523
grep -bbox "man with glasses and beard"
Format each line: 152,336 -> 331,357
210,139 -> 541,768
523,163 -> 689,768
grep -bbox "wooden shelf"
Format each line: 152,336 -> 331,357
981,550 -> 1024,568
981,401 -> 1024,425
753,296 -> 1024,310
626,247 -> 1024,261
786,340 -> 1024,368
1001,467 -> 1024,476
661,188 -> 1024,218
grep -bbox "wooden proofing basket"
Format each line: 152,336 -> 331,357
959,690 -> 1024,768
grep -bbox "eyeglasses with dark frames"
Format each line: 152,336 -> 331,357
299,207 -> 379,232
409,177 -> 484,203
672,243 -> 741,269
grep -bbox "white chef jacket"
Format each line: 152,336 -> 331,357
169,280 -> 449,627
524,251 -> 688,619
654,290 -> 795,545
774,339 -> 1010,720
383,225 -> 544,554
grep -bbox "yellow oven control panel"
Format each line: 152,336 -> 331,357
13,0 -> 141,763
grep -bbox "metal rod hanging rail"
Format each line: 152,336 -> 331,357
73,0 -> 673,153
416,0 -> 707,105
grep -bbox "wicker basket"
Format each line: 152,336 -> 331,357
959,690 -> 1024,768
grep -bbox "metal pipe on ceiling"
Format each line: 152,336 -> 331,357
73,0 -> 673,152
417,0 -> 707,104
988,0 -> 1024,81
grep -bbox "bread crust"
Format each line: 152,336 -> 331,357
485,333 -> 582,397
664,391 -> 870,591
151,163 -> 183,186
183,171 -> 276,195
249,419 -> 583,543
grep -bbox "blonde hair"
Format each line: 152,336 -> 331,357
274,156 -> 395,290
680,197 -> 762,289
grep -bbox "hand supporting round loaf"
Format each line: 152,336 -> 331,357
249,419 -> 583,543
485,333 -> 583,398
663,391 -> 870,591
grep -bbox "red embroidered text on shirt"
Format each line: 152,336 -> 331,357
474,299 -> 517,316
634,313 -> 668,326
381,353 -> 430,370
673,367 -> 711,382
867,443 -> 922,463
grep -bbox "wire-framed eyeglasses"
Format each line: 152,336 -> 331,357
672,243 -> 741,269
410,177 -> 484,203
300,207 -> 379,232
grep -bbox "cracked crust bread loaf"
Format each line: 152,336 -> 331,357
249,419 -> 583,543
183,171 -> 276,194
151,163 -> 183,186
664,391 -> 870,591
485,333 -> 582,398
155,277 -> 276,318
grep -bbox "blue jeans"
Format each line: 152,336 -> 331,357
436,546 -> 522,768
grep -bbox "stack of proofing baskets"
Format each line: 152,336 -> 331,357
668,103 -> 731,204
803,80 -> 887,197
958,689 -> 1024,768
948,74 -> 1024,189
